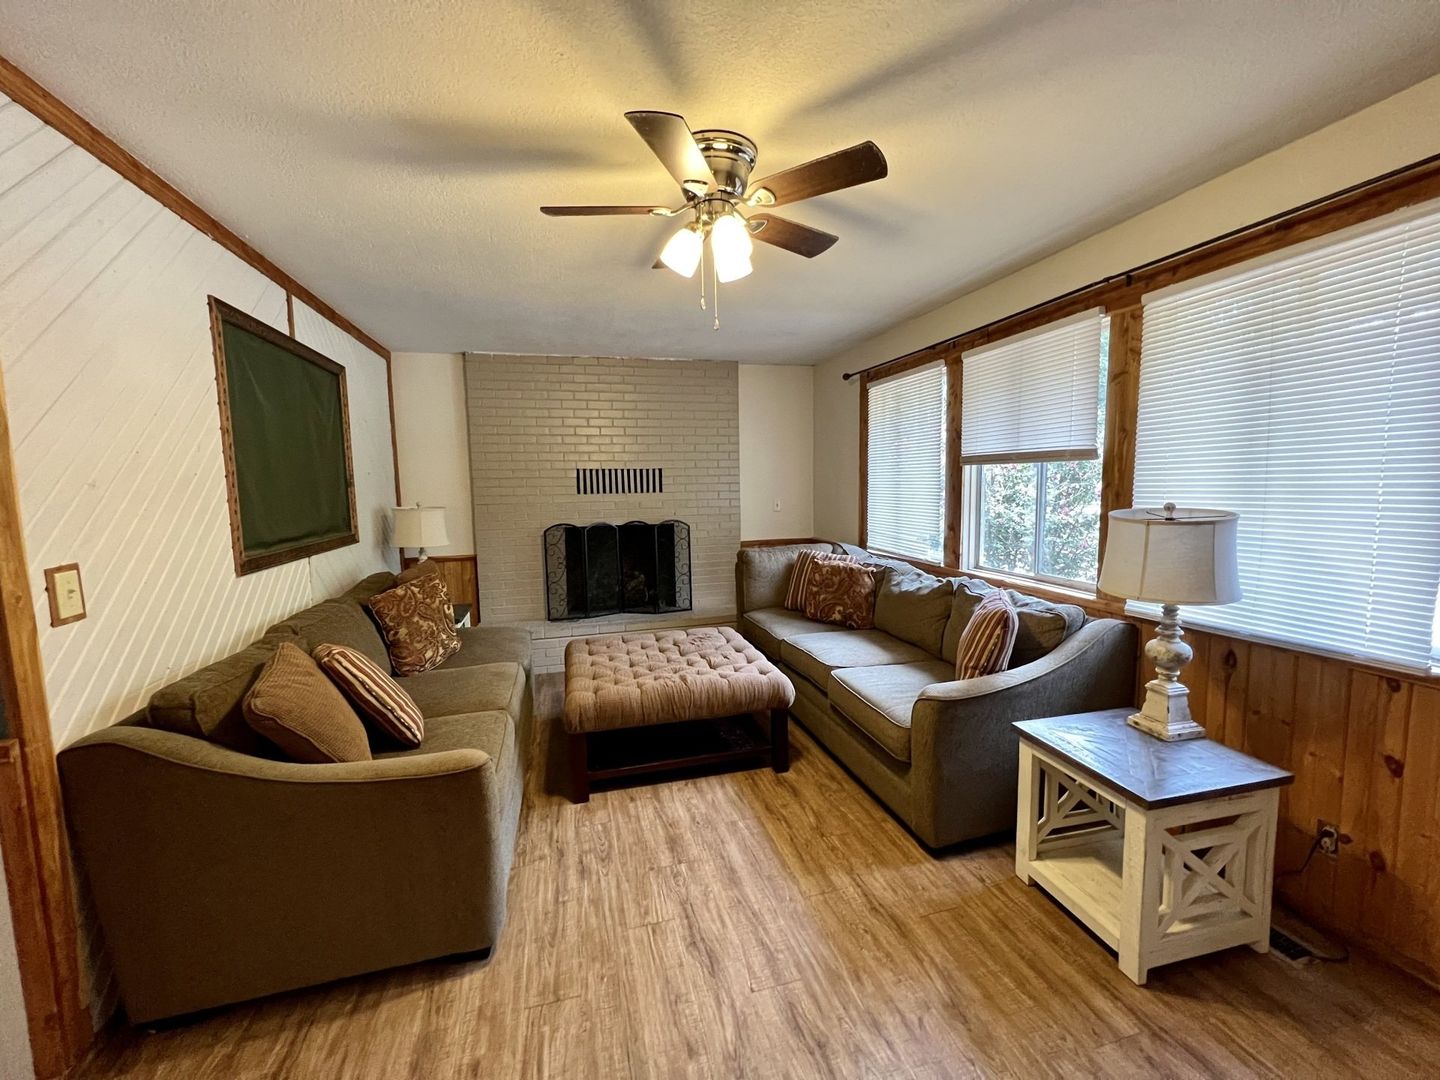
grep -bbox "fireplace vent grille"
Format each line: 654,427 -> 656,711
576,467 -> 663,495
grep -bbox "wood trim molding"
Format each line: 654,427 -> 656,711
853,152 -> 1440,386
0,53 -> 390,363
1097,305 -> 1142,584
942,354 -> 962,568
739,537 -> 829,547
857,377 -> 869,547
0,366 -> 90,1078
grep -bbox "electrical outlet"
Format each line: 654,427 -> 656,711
1316,820 -> 1341,858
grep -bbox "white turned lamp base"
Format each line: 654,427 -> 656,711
1128,679 -> 1206,742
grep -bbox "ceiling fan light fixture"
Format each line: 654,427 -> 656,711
659,224 -> 703,277
710,212 -> 753,260
714,252 -> 753,284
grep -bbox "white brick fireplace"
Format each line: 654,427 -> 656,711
465,354 -> 741,672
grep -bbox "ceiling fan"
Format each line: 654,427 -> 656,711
541,111 -> 887,321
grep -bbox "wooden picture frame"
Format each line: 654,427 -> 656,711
42,564 -> 85,627
208,296 -> 359,576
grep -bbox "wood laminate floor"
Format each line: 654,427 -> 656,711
80,675 -> 1440,1079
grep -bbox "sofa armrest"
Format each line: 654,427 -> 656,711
59,725 -> 503,1022
905,619 -> 1137,846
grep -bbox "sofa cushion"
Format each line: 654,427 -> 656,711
940,577 -> 1085,667
403,662 -> 527,720
740,608 -> 845,660
435,625 -> 534,673
874,569 -> 955,657
312,643 -> 425,747
1007,591 -> 1086,666
145,630 -> 297,754
338,571 -> 398,603
375,709 -> 511,767
397,559 -> 442,586
242,642 -> 371,764
269,598 -> 391,669
736,543 -> 835,613
367,576 -> 463,676
828,660 -> 954,763
782,630 -> 932,690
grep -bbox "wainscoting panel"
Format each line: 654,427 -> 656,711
1130,618 -> 1440,985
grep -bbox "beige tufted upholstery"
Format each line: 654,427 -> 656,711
563,628 -> 795,734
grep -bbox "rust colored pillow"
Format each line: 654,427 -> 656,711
802,560 -> 886,629
366,575 -> 462,676
955,588 -> 1019,679
242,642 -> 371,763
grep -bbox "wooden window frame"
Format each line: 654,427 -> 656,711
208,296 -> 360,576
859,152 -> 1440,597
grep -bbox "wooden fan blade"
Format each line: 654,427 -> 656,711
625,111 -> 714,195
541,205 -> 667,216
749,214 -> 839,257
747,141 -> 887,207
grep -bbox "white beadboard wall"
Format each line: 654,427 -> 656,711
0,91 -> 398,752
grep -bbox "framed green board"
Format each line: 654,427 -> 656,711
209,296 -> 358,576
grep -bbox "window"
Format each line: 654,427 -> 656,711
865,361 -> 946,562
1133,200 -> 1440,670
962,312 -> 1109,588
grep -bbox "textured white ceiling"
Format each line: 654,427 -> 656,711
3,2 -> 1439,362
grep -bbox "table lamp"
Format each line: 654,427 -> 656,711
1098,503 -> 1241,741
391,504 -> 449,561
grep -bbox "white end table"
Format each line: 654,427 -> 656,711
1013,709 -> 1293,985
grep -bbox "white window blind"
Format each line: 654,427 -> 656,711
961,308 -> 1104,464
866,361 -> 946,561
1133,199 -> 1440,670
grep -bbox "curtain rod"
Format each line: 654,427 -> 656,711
841,150 -> 1440,381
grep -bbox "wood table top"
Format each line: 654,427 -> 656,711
1014,709 -> 1294,809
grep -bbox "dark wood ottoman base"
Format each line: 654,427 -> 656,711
562,628 -> 796,804
568,708 -> 789,803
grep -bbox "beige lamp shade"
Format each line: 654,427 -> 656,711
1098,505 -> 1241,605
391,505 -> 449,550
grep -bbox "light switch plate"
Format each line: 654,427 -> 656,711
44,563 -> 86,626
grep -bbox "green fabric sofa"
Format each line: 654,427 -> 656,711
737,543 -> 1137,848
58,571 -> 532,1024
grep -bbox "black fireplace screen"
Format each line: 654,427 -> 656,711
543,520 -> 692,620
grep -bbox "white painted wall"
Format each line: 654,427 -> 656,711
0,92 -> 398,751
0,90 -> 399,1040
390,352 -> 475,555
812,72 -> 1440,543
0,844 -> 33,1080
738,364 -> 813,540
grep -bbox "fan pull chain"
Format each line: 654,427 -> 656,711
699,238 -> 707,312
712,248 -> 721,331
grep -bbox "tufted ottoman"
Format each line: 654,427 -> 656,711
562,627 -> 796,802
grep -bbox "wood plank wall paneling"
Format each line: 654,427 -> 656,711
1127,622 -> 1440,987
400,555 -> 479,614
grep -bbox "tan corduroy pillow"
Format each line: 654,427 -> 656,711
366,575 -> 462,676
243,642 -> 371,763
955,588 -> 1019,679
313,643 -> 425,747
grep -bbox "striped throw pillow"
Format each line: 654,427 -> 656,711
955,588 -> 1019,679
784,550 -> 861,611
313,643 -> 425,747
